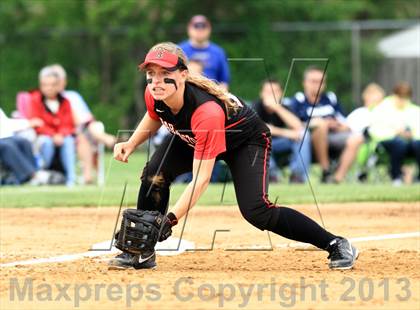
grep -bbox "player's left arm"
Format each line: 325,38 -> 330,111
171,157 -> 215,220
171,101 -> 226,220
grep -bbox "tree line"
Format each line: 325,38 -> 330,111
0,0 -> 418,133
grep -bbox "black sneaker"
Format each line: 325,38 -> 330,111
357,171 -> 368,182
321,169 -> 332,183
326,237 -> 359,270
108,251 -> 156,270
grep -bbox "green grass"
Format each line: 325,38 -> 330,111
1,152 -> 419,208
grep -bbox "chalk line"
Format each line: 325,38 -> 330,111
1,231 -> 418,268
0,237 -> 194,268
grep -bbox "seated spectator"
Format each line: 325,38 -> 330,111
0,108 -> 49,185
288,66 -> 351,182
188,58 -> 205,76
49,64 -> 116,184
253,79 -> 311,183
332,83 -> 385,182
30,67 -> 76,186
369,82 -> 420,185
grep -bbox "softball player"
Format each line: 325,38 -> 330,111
111,42 -> 358,270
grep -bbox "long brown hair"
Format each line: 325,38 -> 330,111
147,42 -> 239,116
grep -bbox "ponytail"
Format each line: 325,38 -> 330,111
186,74 -> 239,117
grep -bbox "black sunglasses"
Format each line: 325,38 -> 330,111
192,22 -> 208,29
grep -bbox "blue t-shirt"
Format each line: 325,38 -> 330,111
287,91 -> 346,123
178,40 -> 230,84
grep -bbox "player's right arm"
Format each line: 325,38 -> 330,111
114,113 -> 161,163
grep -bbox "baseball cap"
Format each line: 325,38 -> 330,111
189,15 -> 210,28
138,50 -> 187,71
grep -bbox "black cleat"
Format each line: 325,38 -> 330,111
133,251 -> 157,270
108,251 -> 156,270
326,237 -> 359,270
108,252 -> 139,270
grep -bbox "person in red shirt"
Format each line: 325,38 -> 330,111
110,42 -> 358,270
30,68 -> 76,186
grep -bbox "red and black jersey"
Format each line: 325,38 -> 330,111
145,82 -> 266,159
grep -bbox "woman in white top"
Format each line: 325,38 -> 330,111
332,83 -> 385,183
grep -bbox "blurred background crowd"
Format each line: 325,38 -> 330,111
0,0 -> 419,187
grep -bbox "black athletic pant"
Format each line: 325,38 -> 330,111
137,133 -> 336,250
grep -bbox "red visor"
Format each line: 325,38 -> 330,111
139,50 -> 181,70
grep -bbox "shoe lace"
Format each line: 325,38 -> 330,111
327,239 -> 345,260
116,252 -> 131,259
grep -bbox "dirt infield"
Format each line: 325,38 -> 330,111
1,202 -> 419,309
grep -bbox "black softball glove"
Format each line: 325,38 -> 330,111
115,209 -> 178,255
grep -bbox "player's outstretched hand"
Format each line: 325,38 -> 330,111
113,142 -> 135,163
159,212 -> 178,242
